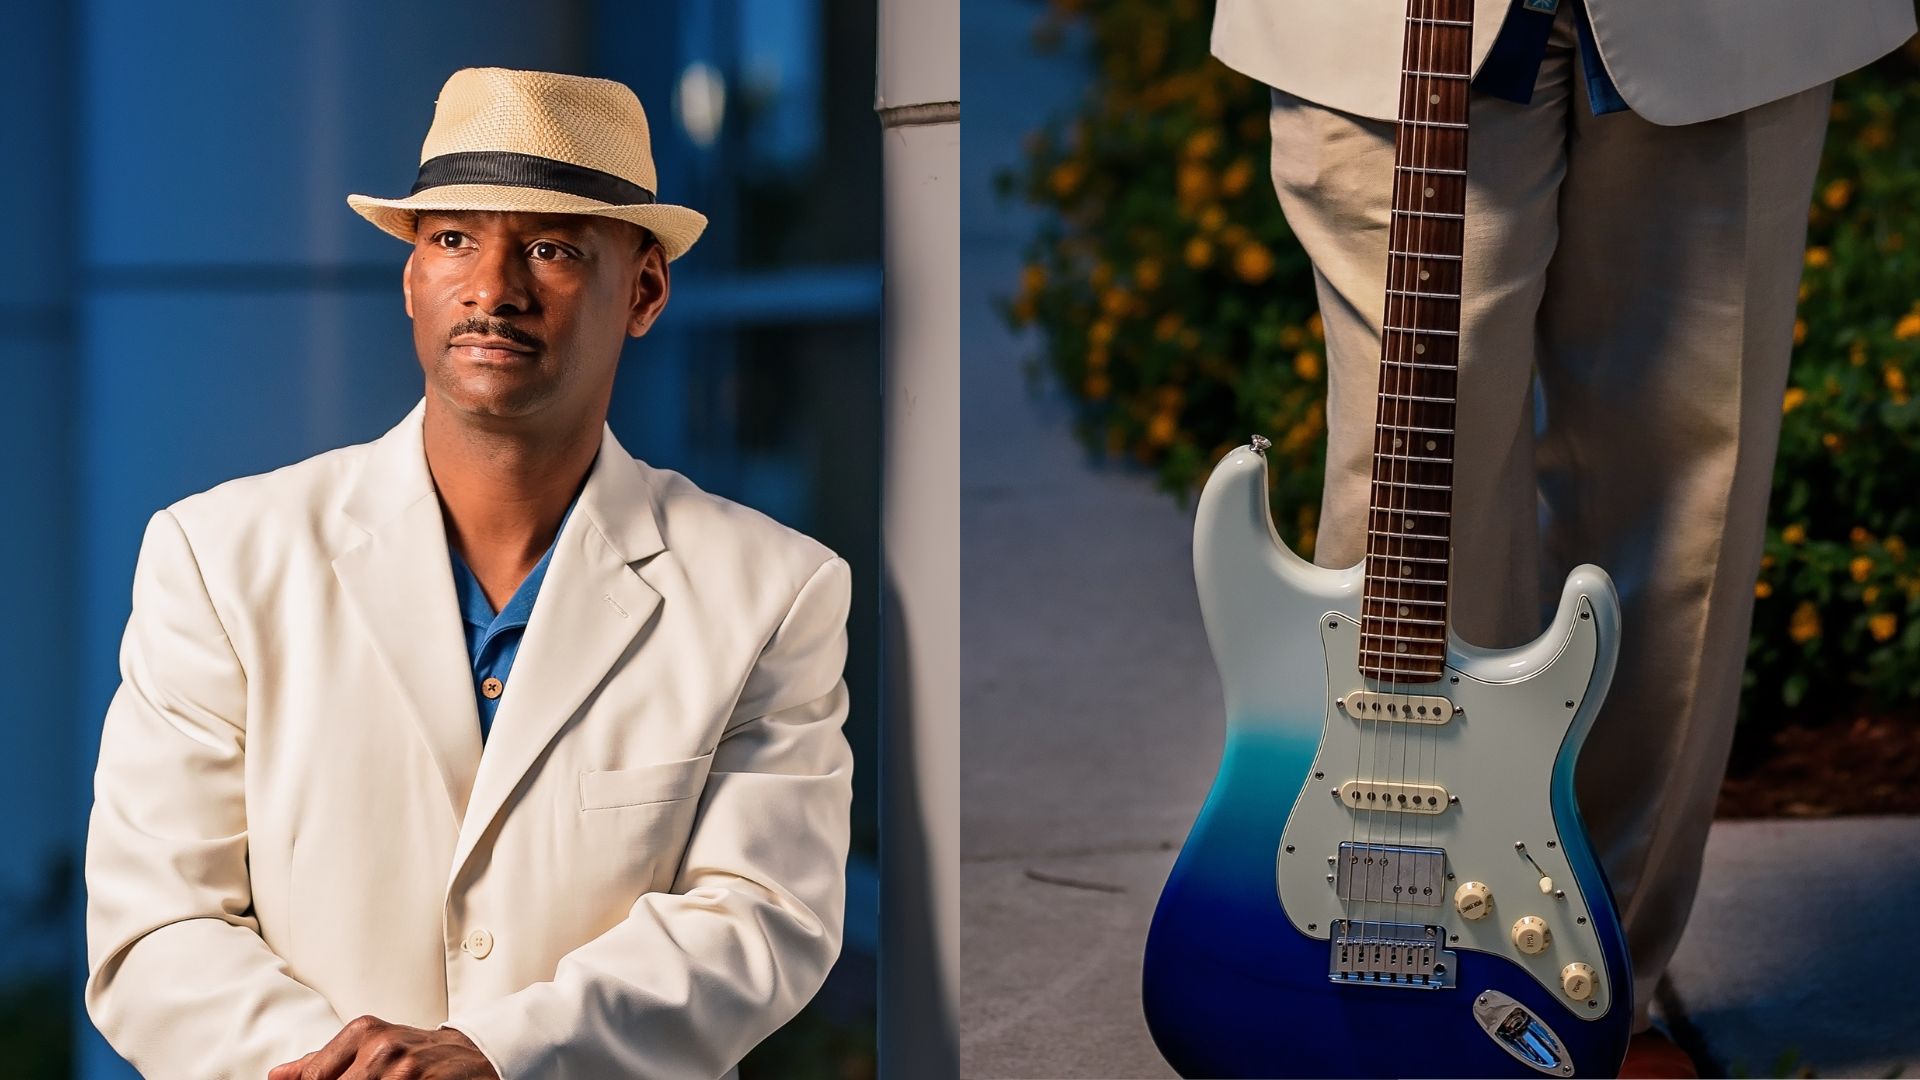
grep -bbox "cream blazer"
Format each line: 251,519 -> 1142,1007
83,401 -> 854,1080
1212,0 -> 1915,126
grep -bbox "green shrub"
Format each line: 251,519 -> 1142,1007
998,3 -> 1920,722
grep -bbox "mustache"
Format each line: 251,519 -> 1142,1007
449,317 -> 544,351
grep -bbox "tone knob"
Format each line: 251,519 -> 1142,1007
1561,962 -> 1596,1000
1453,880 -> 1493,921
1511,915 -> 1551,955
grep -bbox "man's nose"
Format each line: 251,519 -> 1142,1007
460,243 -> 532,314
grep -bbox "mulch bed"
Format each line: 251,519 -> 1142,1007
1716,710 -> 1920,818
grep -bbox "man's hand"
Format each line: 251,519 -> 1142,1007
267,1015 -> 499,1080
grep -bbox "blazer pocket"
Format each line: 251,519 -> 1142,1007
578,753 -> 715,811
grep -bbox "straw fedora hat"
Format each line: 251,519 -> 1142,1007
348,67 -> 707,260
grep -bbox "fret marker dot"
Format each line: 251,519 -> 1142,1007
1405,519 -> 1415,529
1392,437 -> 1403,448
1401,565 -> 1413,576
1426,440 -> 1437,451
1424,187 -> 1435,198
1429,94 -> 1440,105
1399,605 -> 1411,616
1420,270 -> 1430,281
1398,643 -> 1410,653
1415,344 -> 1426,354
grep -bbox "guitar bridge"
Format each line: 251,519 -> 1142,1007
1328,919 -> 1455,989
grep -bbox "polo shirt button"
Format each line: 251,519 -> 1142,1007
481,677 -> 504,699
463,928 -> 493,958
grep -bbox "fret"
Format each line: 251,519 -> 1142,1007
1378,393 -> 1455,404
1359,649 -> 1444,663
1388,250 -> 1463,261
1381,359 -> 1458,371
1394,165 -> 1466,176
1393,210 -> 1465,220
1372,480 -> 1451,494
1406,16 -> 1473,26
1369,553 -> 1451,566
1398,119 -> 1470,130
1368,527 -> 1447,540
1362,595 -> 1447,607
1366,575 -> 1448,587
1363,615 -> 1445,626
1405,70 -> 1471,80
1373,452 -> 1453,463
1385,288 -> 1461,300
1383,326 -> 1459,337
1379,423 -> 1455,434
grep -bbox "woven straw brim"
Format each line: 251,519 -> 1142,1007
347,184 -> 708,261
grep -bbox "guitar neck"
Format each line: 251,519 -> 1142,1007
1360,0 -> 1472,684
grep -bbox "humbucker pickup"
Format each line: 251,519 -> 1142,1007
1332,841 -> 1446,905
1338,688 -> 1455,724
1338,780 -> 1450,814
1328,919 -> 1454,988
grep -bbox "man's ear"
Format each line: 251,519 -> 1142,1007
626,241 -> 671,338
402,250 -> 416,319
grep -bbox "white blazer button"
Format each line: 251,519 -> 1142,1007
465,928 -> 493,958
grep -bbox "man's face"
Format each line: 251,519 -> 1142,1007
403,209 -> 669,424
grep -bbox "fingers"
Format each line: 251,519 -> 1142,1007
293,1014 -> 390,1080
267,1053 -> 314,1080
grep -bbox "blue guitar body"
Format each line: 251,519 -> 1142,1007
1141,447 -> 1633,1077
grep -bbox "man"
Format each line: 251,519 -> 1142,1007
83,67 -> 854,1080
1207,0 -> 1912,1075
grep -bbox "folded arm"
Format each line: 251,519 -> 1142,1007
84,509 -> 346,1078
441,555 -> 856,1080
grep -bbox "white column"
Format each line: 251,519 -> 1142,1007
876,0 -> 959,1071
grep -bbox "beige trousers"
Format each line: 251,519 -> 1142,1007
1265,15 -> 1831,1029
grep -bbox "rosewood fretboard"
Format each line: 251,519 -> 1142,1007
1359,0 -> 1472,684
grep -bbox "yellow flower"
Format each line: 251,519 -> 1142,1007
1822,432 -> 1843,451
1234,243 -> 1276,284
1182,127 -> 1221,161
1220,158 -> 1255,197
1899,313 -> 1920,341
1049,161 -> 1085,198
1887,536 -> 1907,561
1134,257 -> 1163,292
1755,580 -> 1773,599
1792,318 -> 1808,346
1089,319 -> 1115,347
1799,281 -> 1812,302
1865,585 -> 1881,604
1184,236 -> 1214,269
1822,178 -> 1853,210
1154,313 -> 1183,342
1084,373 -> 1110,400
1789,600 -> 1821,643
1100,287 -> 1132,319
1146,410 -> 1179,447
1804,246 -> 1831,269
1177,161 -> 1214,204
1851,526 -> 1873,545
1782,523 -> 1807,544
1870,612 -> 1899,642
1851,556 -> 1875,583
1198,205 -> 1227,233
1782,387 -> 1807,413
1761,553 -> 1776,569
1308,312 -> 1325,340
1885,366 -> 1908,394
1293,350 -> 1322,380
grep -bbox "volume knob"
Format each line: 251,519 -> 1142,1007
1561,962 -> 1597,1001
1511,916 -> 1551,955
1453,880 -> 1493,921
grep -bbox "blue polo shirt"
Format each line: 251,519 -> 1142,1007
448,500 -> 576,742
1473,0 -> 1628,116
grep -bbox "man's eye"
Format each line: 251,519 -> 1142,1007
433,231 -> 467,249
531,241 -> 571,261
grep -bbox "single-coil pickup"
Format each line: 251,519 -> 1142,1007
1339,780 -> 1450,814
1338,689 -> 1455,724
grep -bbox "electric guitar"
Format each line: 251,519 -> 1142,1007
1140,1 -> 1633,1075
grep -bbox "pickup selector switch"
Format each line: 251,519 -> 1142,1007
1454,880 -> 1493,921
1511,916 -> 1551,955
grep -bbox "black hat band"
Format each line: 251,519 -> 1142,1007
409,150 -> 656,206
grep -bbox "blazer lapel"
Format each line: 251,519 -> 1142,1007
446,423 -> 666,887
332,401 -> 485,827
